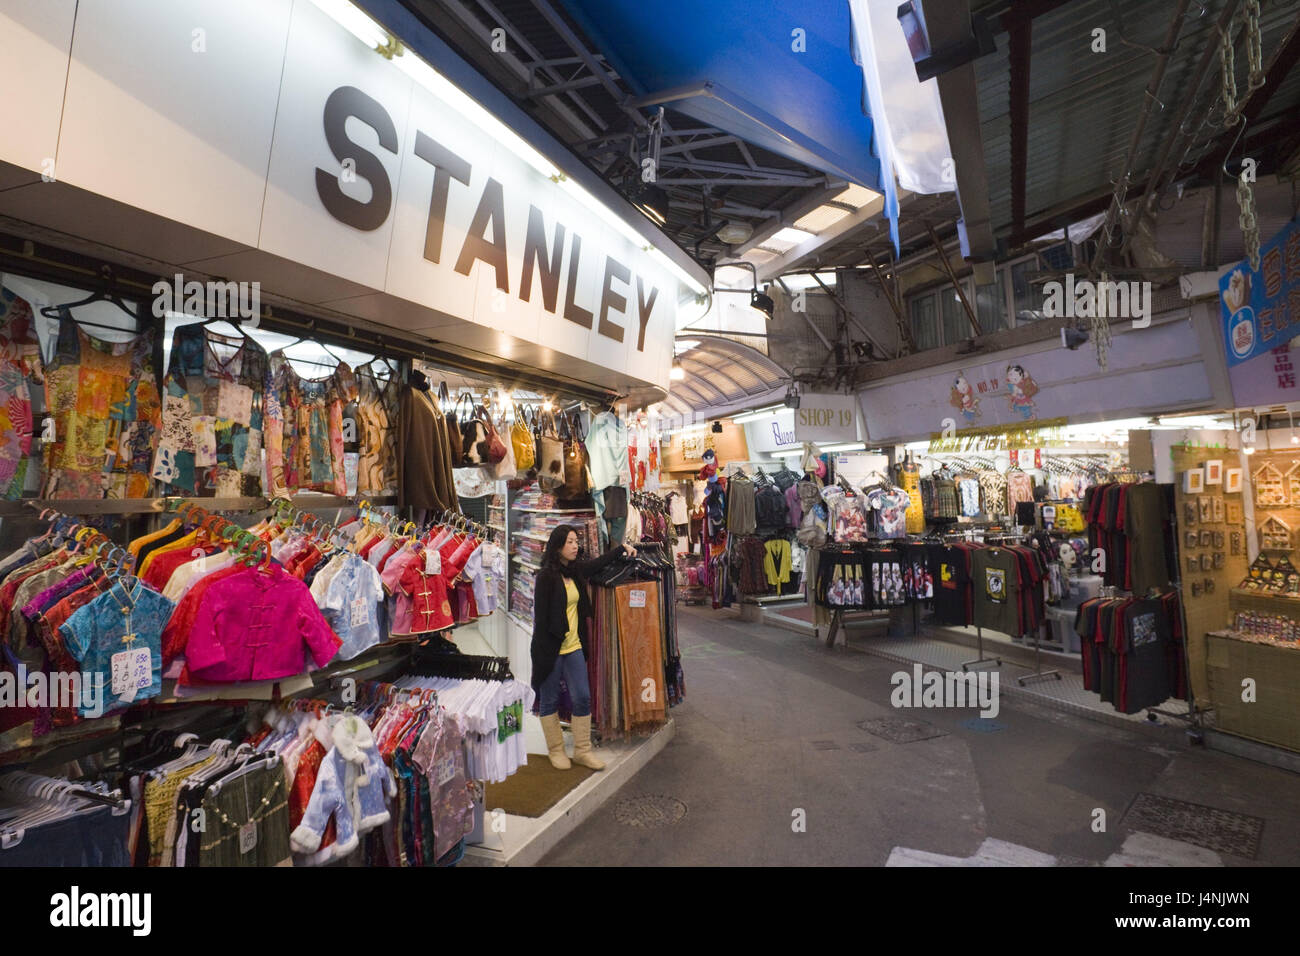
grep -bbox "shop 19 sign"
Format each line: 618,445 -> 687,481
794,393 -> 857,443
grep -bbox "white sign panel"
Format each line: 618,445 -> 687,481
743,409 -> 797,454
0,0 -> 679,390
795,393 -> 858,442
857,317 -> 1214,444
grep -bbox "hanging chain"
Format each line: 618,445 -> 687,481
1243,0 -> 1265,94
1219,19 -> 1238,118
1238,171 -> 1260,270
1092,272 -> 1113,372
1221,0 -> 1265,126
1219,0 -> 1264,269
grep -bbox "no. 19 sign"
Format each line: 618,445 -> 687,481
795,393 -> 858,443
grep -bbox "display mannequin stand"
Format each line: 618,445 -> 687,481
962,626 -> 1003,672
1016,622 -> 1062,686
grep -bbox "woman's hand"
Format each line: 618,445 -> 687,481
622,543 -> 638,558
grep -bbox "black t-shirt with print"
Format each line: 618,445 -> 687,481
930,544 -> 969,625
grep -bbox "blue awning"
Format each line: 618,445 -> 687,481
559,0 -> 899,250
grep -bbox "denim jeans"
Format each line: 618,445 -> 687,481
539,649 -> 591,717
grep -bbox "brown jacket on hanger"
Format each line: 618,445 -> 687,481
399,385 -> 459,512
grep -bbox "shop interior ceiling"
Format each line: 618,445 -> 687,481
796,0 -> 1300,273
755,0 -> 1300,391
393,0 -> 1300,414
396,0 -> 851,271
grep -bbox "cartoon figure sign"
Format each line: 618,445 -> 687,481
949,372 -> 982,422
1005,364 -> 1039,420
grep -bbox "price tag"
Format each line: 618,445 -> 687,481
239,820 -> 258,855
110,645 -> 151,700
629,589 -> 646,608
435,754 -> 458,787
424,548 -> 441,575
350,596 -> 369,628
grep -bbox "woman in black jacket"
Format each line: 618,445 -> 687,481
532,524 -> 635,770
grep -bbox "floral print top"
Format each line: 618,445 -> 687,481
0,288 -> 43,499
353,369 -> 398,496
266,355 -> 352,496
43,311 -> 160,499
152,324 -> 272,497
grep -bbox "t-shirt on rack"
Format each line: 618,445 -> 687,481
1072,592 -> 1186,713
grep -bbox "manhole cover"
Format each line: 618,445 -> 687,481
1122,793 -> 1264,859
848,742 -> 879,754
959,718 -> 1005,734
856,717 -> 947,744
614,795 -> 688,828
810,740 -> 840,751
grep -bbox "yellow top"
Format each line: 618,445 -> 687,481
559,576 -> 581,655
128,518 -> 182,558
138,529 -> 199,576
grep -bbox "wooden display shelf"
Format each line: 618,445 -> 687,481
1206,631 -> 1300,753
1228,588 -> 1300,615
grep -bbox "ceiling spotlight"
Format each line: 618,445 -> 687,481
712,260 -> 775,320
711,420 -> 723,434
669,365 -> 685,381
633,184 -> 670,226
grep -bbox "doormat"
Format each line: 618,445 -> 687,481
1121,793 -> 1264,859
484,759 -> 594,818
613,794 -> 687,828
856,716 -> 948,744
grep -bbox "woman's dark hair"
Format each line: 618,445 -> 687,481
541,524 -> 582,571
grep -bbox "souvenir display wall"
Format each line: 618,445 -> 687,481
1170,443 -> 1300,753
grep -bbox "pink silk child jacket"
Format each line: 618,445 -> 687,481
181,565 -> 341,683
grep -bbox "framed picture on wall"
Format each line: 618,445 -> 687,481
1183,468 -> 1204,494
1204,459 -> 1223,485
1225,468 -> 1243,494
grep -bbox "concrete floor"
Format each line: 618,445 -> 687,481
539,605 -> 1300,866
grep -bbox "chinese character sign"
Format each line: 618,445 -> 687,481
1222,219 -> 1300,366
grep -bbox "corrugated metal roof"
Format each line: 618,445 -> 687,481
977,0 -> 1300,237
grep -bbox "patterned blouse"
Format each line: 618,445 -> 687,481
153,324 -> 271,497
0,288 -> 43,499
266,355 -> 352,496
60,577 -> 175,717
43,312 -> 160,499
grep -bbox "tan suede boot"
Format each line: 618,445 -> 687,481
570,714 -> 605,770
540,713 -> 571,770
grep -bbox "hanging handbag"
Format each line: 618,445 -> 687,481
442,384 -> 466,468
455,393 -> 484,465
511,403 -> 535,471
537,408 -> 565,490
490,406 -> 518,480
559,410 -> 591,502
463,402 -> 507,466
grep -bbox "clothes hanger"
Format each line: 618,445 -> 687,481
38,268 -> 141,332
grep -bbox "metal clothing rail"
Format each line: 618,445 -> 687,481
0,494 -> 396,518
